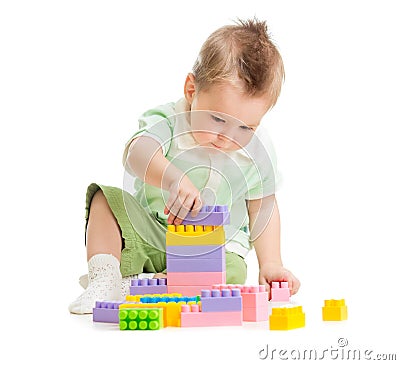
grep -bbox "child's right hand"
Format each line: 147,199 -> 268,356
164,175 -> 202,225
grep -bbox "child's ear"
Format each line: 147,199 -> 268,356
184,73 -> 196,104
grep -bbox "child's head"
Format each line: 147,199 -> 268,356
184,18 -> 284,151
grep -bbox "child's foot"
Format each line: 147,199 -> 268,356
79,273 -> 138,298
121,275 -> 138,297
68,254 -> 122,314
75,272 -> 167,304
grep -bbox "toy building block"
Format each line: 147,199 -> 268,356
239,285 -> 269,307
167,285 -> 213,296
119,307 -> 163,330
243,306 -> 268,322
200,289 -> 242,312
166,258 -> 225,272
181,205 -> 230,226
322,299 -> 348,321
211,284 -> 241,290
93,301 -> 125,323
270,281 -> 290,302
234,285 -> 269,322
167,271 -> 226,286
211,284 -> 268,306
180,304 -> 242,327
126,293 -> 182,303
166,244 -> 225,260
268,301 -> 293,317
166,225 -> 225,246
139,295 -> 200,304
212,284 -> 269,322
120,302 -> 185,327
269,306 -> 305,330
129,278 -> 168,295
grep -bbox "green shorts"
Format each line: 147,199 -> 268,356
85,183 -> 247,284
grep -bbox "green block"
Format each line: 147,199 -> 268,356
119,308 -> 163,330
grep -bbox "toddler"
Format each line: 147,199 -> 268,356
69,18 -> 300,314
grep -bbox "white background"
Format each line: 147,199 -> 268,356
1,0 -> 399,364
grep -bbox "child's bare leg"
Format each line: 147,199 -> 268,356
153,273 -> 167,279
86,192 -> 165,280
69,189 -> 166,314
86,190 -> 122,261
69,190 -> 123,314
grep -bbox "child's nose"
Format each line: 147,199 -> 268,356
217,129 -> 234,141
216,134 -> 229,146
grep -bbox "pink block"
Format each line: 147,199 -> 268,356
167,285 -> 213,296
180,311 -> 242,327
243,305 -> 269,322
270,281 -> 290,302
167,272 -> 226,286
212,284 -> 267,294
241,291 -> 268,307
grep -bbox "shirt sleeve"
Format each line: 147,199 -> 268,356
244,127 -> 282,200
122,103 -> 175,166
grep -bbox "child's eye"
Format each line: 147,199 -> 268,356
240,125 -> 253,131
211,115 -> 225,123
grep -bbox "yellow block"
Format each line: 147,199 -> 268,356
269,306 -> 305,330
126,293 -> 182,303
166,225 -> 225,246
322,299 -> 348,321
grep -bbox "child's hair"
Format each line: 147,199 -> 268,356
192,18 -> 285,108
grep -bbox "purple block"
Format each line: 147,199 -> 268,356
129,285 -> 168,295
200,289 -> 242,312
181,205 -> 230,226
93,301 -> 125,323
166,245 -> 225,260
131,277 -> 167,286
166,258 -> 225,272
129,277 -> 168,295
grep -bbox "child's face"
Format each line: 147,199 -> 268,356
185,75 -> 270,152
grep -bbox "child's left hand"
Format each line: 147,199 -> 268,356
259,263 -> 300,297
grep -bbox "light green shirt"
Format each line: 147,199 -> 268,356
122,99 -> 281,257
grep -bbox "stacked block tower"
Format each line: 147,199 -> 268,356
166,205 -> 230,296
92,205 -> 315,330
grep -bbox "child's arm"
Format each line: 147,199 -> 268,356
248,195 -> 300,296
126,136 -> 202,224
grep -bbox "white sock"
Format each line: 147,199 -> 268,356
120,273 -> 156,297
138,273 -> 156,279
79,273 -> 137,299
77,272 -> 158,301
69,254 -> 122,314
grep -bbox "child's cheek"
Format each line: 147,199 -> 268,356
191,131 -> 213,145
